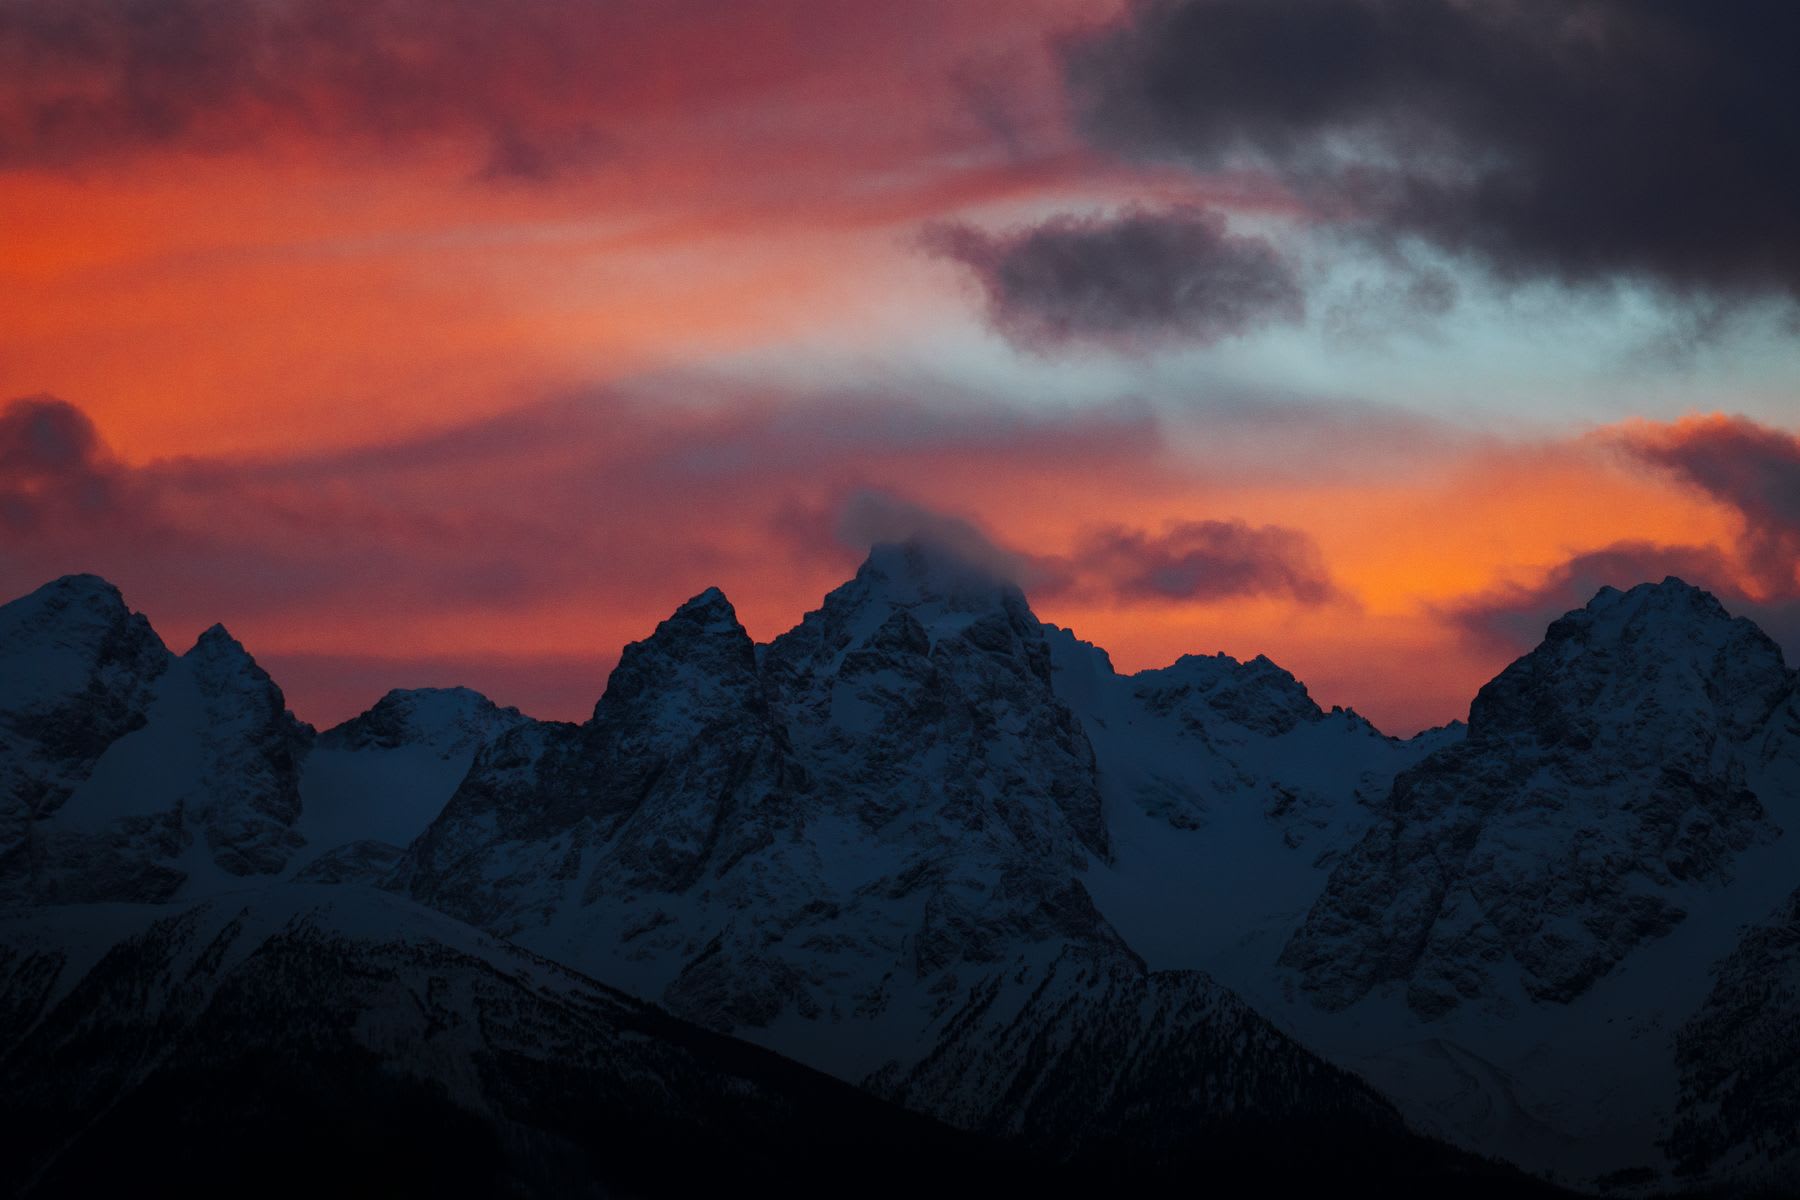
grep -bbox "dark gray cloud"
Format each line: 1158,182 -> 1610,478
474,120 -> 615,185
1621,416 -> 1800,594
927,206 -> 1304,350
1067,0 -> 1800,298
0,394 -> 123,531
1076,518 -> 1338,605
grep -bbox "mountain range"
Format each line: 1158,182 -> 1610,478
4,543 -> 1798,1197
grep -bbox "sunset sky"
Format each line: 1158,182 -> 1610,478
4,0 -> 1798,734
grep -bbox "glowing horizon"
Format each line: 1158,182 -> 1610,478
5,0 -> 1798,735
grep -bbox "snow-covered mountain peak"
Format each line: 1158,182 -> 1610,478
187,621 -> 249,663
181,621 -> 308,728
1131,649 -> 1325,738
763,539 -> 1041,697
1589,573 -> 1724,611
1471,577 -> 1791,749
319,685 -> 527,756
0,573 -> 168,711
14,565 -> 1800,1191
1286,579 -> 1792,1027
672,585 -> 739,629
1554,576 -> 1763,658
0,574 -> 174,896
594,586 -> 762,729
0,572 -> 130,632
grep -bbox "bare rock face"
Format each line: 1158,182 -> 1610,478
756,541 -> 1113,982
1282,579 -> 1790,1016
181,624 -> 313,878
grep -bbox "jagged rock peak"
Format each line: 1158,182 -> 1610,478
1556,577 -> 1765,649
190,621 -> 244,653
1132,650 -> 1324,737
1156,650 -> 1310,685
764,538 -> 1056,704
1590,574 -> 1724,609
1471,576 -> 1791,745
1284,574 -> 1790,1018
185,622 -> 268,682
592,586 -> 761,725
181,621 -> 312,740
0,574 -> 170,713
670,585 -> 740,629
635,585 -> 752,653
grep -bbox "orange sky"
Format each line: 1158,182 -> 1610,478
3,0 -> 1795,734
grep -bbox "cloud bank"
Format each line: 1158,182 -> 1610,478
1066,0 -> 1800,299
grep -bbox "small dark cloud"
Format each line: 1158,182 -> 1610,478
1067,0 -> 1800,300
0,394 -> 107,476
1619,416 -> 1800,595
475,121 -> 615,185
0,394 -> 123,531
926,206 -> 1304,350
1076,518 -> 1338,605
